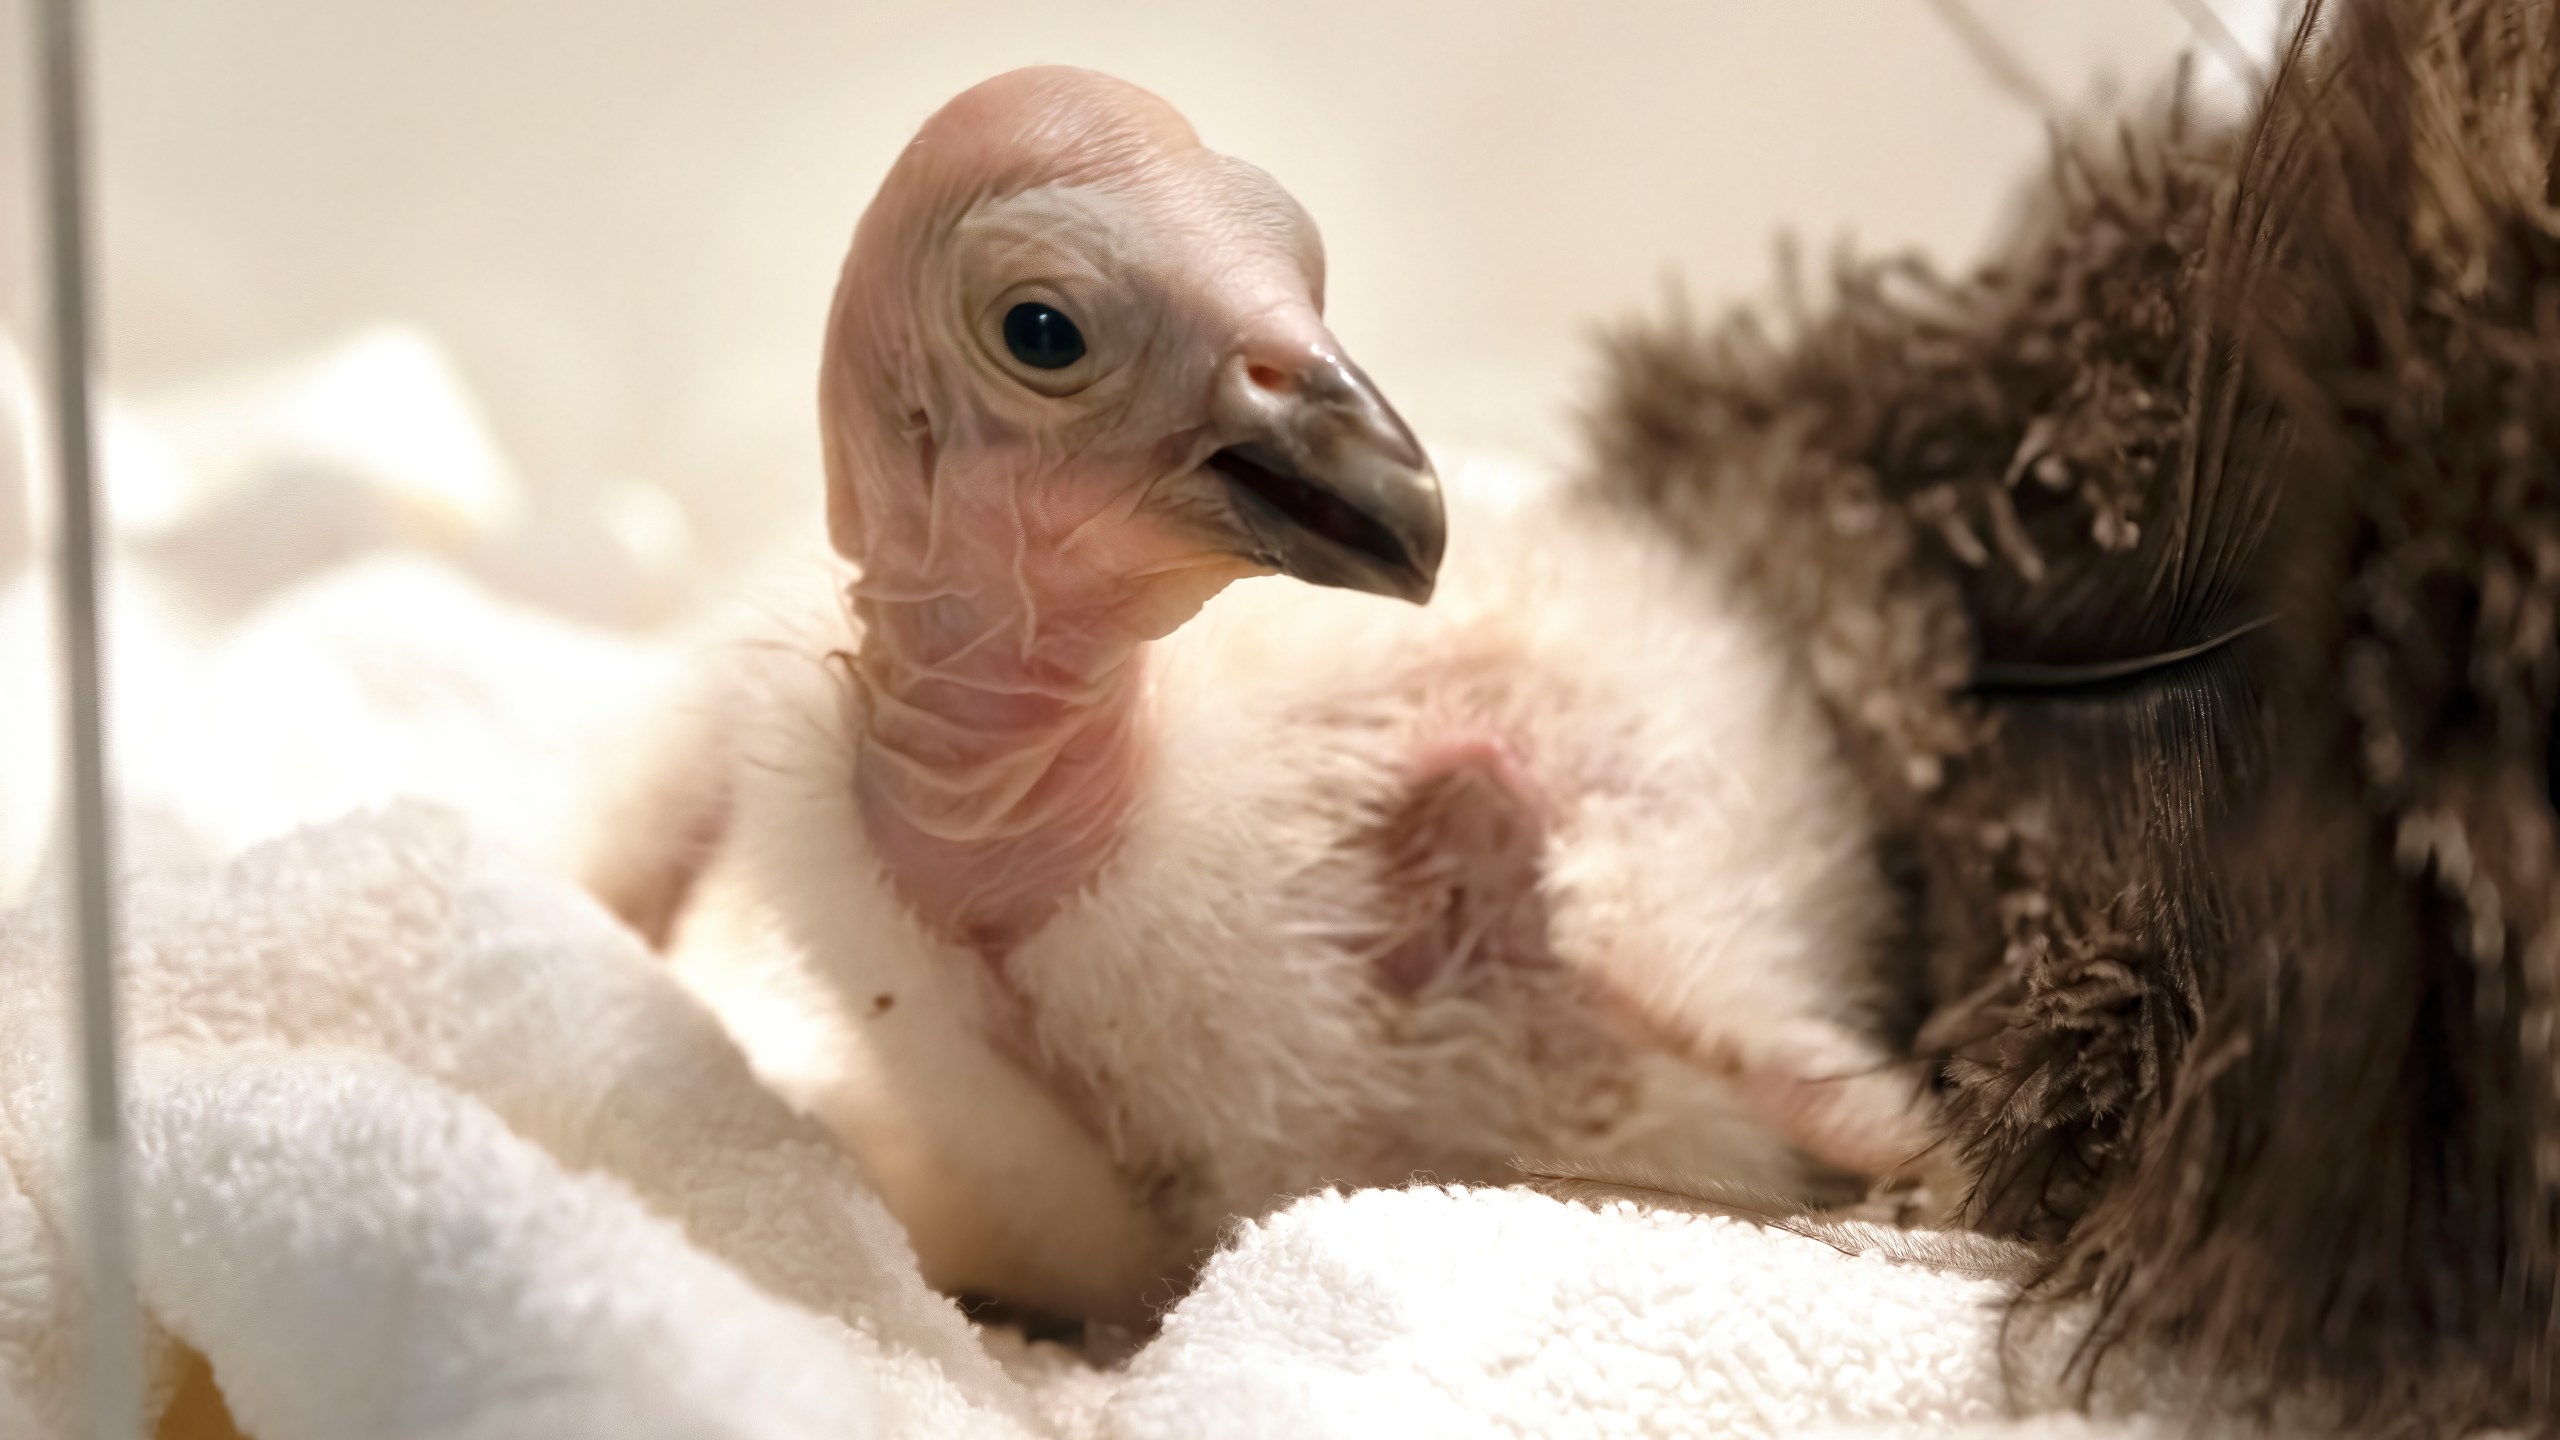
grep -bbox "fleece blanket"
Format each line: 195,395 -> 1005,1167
0,329 -> 2316,1437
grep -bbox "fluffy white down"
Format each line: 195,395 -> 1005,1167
666,454 -> 1926,1320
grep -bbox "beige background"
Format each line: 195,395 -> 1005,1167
7,1 -> 2275,567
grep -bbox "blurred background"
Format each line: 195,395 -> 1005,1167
0,0 -> 2279,893
14,2 -> 2273,573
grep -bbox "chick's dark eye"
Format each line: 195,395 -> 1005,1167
1003,302 -> 1086,370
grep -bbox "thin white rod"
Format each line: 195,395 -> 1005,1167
33,0 -> 142,1435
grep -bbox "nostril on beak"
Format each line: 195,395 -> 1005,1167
1246,362 -> 1294,395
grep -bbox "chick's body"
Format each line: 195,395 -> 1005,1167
667,457 -> 1913,1323
602,66 -> 1932,1324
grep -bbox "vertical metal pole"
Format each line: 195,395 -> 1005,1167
33,0 -> 141,1436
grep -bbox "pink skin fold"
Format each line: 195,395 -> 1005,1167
819,68 -> 1439,954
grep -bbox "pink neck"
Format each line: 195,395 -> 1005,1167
848,583 -> 1151,957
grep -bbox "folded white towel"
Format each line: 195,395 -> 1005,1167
0,803 -> 1041,1439
130,1044 -> 1023,1440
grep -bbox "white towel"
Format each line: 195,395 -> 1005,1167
1096,1184 -> 2227,1440
0,803 -> 1042,1439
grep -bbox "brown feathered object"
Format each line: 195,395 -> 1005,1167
1588,0 -> 2560,1430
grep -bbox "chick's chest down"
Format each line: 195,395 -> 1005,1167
667,459 -> 1924,1324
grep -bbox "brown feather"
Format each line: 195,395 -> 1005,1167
1587,1 -> 2560,1429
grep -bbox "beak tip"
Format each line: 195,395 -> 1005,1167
1206,354 -> 1447,608
1400,487 -> 1446,605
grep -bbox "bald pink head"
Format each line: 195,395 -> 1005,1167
820,68 -> 1442,951
821,67 -> 1439,631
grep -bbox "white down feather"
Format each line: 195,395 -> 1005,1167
655,453 -> 1919,1322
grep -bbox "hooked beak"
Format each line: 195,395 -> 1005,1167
1202,353 -> 1445,605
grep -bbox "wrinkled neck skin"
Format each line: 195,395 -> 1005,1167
845,453 -> 1253,958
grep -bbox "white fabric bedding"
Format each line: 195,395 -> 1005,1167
1,803 -> 2257,1440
